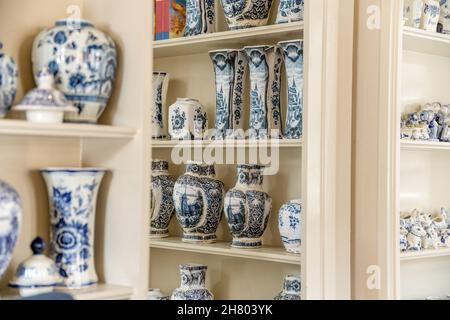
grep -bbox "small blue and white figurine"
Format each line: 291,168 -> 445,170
278,200 -> 301,254
439,0 -> 450,33
0,42 -> 18,118
279,39 -> 303,140
152,72 -> 170,139
150,160 -> 177,239
274,275 -> 301,300
209,49 -> 247,139
171,264 -> 214,300
224,165 -> 272,248
184,0 -> 215,37
219,0 -> 274,30
32,19 -> 117,124
276,0 -> 304,24
41,168 -> 106,289
0,180 -> 22,279
421,0 -> 440,31
173,162 -> 224,243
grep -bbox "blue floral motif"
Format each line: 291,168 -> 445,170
0,44 -> 18,118
54,31 -> 67,44
184,0 -> 215,36
274,276 -> 301,300
276,0 -> 304,23
171,265 -> 214,300
220,0 -> 273,29
278,200 -> 301,254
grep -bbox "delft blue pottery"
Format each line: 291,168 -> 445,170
152,72 -> 170,139
404,0 -> 424,28
32,19 -> 117,124
220,0 -> 274,30
266,46 -> 283,138
171,264 -> 214,300
439,0 -> 450,33
41,168 -> 106,289
209,49 -> 247,139
421,0 -> 441,31
0,180 -> 22,279
276,0 -> 304,24
279,39 -> 303,140
0,43 -> 18,118
169,98 -> 208,140
278,200 -> 301,254
184,0 -> 215,37
224,165 -> 272,248
173,162 -> 224,243
150,160 -> 177,239
274,275 -> 301,300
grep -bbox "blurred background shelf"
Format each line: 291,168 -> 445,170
401,248 -> 450,261
403,26 -> 450,57
401,140 -> 450,151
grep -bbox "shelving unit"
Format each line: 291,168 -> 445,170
152,139 -> 303,149
401,248 -> 450,261
401,140 -> 450,151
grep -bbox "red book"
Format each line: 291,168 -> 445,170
155,0 -> 169,40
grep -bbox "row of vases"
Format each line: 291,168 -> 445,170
150,160 -> 301,254
149,263 -> 301,300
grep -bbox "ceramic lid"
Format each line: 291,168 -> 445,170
13,69 -> 77,112
9,237 -> 62,289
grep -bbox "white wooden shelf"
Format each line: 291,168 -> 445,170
401,248 -> 450,261
153,22 -> 304,58
150,237 -> 301,265
0,119 -> 136,139
401,140 -> 450,151
403,26 -> 450,57
0,284 -> 133,300
152,139 -> 303,149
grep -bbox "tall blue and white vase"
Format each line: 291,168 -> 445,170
439,0 -> 450,33
276,0 -> 304,24
0,180 -> 22,279
173,162 -> 224,243
0,43 -> 18,118
184,0 -> 215,37
150,160 -> 177,239
32,19 -> 117,124
279,39 -> 303,140
171,264 -> 214,300
278,200 -> 301,254
209,49 -> 247,139
274,275 -> 301,300
219,0 -> 274,30
152,72 -> 170,139
224,165 -> 272,248
266,46 -> 283,138
41,168 -> 106,289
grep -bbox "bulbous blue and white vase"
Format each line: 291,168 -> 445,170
209,49 -> 247,139
150,160 -> 177,239
244,46 -> 282,139
184,0 -> 215,37
224,165 -> 272,248
279,39 -> 303,140
32,19 -> 117,124
40,168 -> 106,289
152,72 -> 170,139
278,200 -> 301,254
276,0 -> 304,24
173,162 -> 224,243
0,180 -> 22,279
274,275 -> 301,300
0,43 -> 18,118
169,98 -> 208,140
171,264 -> 214,300
220,0 -> 274,30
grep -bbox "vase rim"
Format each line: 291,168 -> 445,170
243,45 -> 271,50
208,48 -> 242,54
288,199 -> 302,205
153,71 -> 169,76
176,98 -> 200,103
237,164 -> 265,170
55,19 -> 95,28
277,39 -> 304,45
40,167 -> 108,173
180,264 -> 207,271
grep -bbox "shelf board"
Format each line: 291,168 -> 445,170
401,248 -> 450,261
153,22 -> 304,58
401,140 -> 450,151
403,26 -> 450,57
150,237 -> 301,265
152,139 -> 303,149
0,119 -> 136,139
0,284 -> 133,300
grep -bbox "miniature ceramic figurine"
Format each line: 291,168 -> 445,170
407,223 -> 427,251
422,226 -> 440,249
439,0 -> 450,33
171,264 -> 214,300
184,0 -> 215,36
0,42 -> 18,118
276,0 -> 304,24
169,98 -> 208,140
400,226 -> 409,252
404,0 -> 424,28
219,0 -> 274,30
421,0 -> 441,31
33,19 -> 117,123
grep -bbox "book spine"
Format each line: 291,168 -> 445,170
155,0 -> 170,40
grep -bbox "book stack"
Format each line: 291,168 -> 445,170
155,0 -> 187,41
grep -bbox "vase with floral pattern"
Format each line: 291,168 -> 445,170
184,0 -> 215,36
152,72 -> 170,139
279,200 -> 301,254
219,0 -> 274,30
171,264 -> 214,300
169,98 -> 208,140
274,275 -> 301,300
0,42 -> 18,118
276,0 -> 304,24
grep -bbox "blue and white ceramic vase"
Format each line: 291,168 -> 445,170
0,180 -> 22,279
32,19 -> 117,124
219,0 -> 274,30
276,0 -> 304,24
152,72 -> 170,139
171,264 -> 214,300
224,165 -> 272,248
421,0 -> 441,31
41,168 -> 106,289
151,160 -> 177,239
279,39 -> 303,140
266,46 -> 283,138
209,49 -> 247,139
278,200 -> 301,254
404,0 -> 424,28
0,43 -> 18,118
173,162 -> 224,243
439,0 -> 450,33
169,98 -> 208,140
184,0 -> 215,37
274,275 -> 301,300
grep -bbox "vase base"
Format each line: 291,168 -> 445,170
232,238 -> 262,249
55,281 -> 98,291
150,229 -> 169,239
182,233 -> 217,244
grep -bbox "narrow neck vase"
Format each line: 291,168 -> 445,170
152,72 -> 170,139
